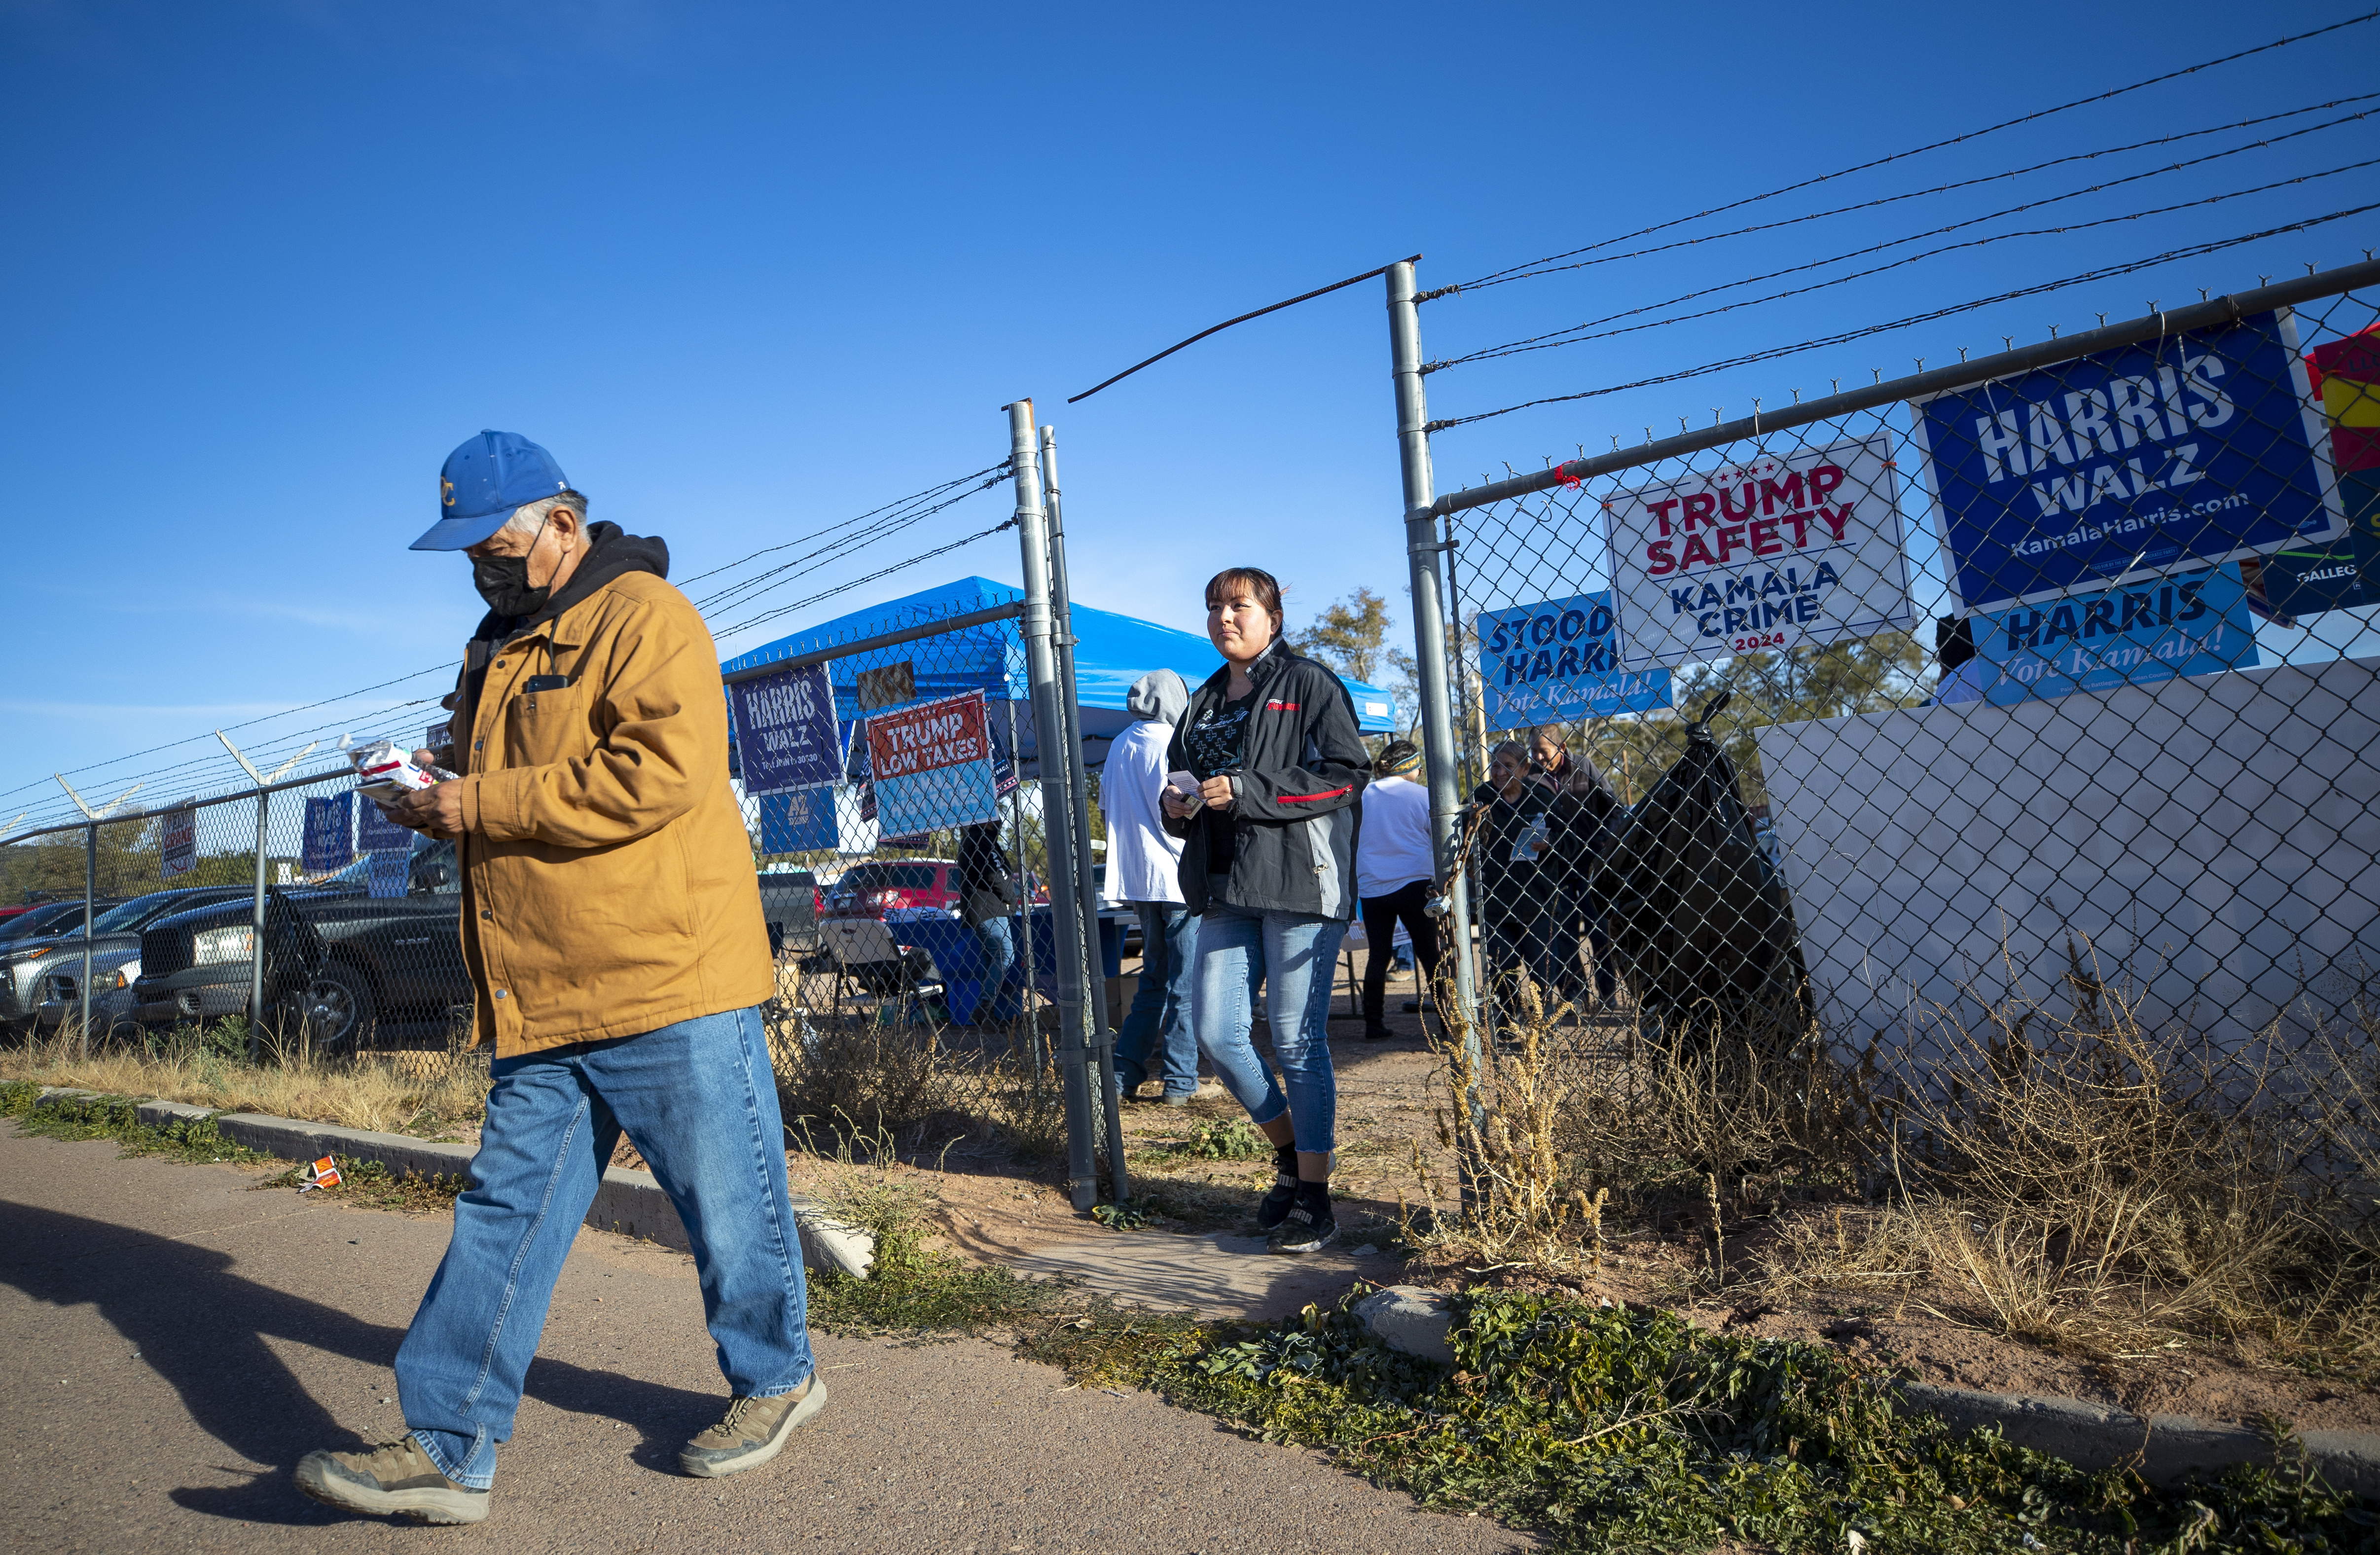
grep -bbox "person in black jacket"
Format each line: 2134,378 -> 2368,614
1162,567 -> 1369,1253
955,819 -> 1020,1022
1528,727 -> 1622,1003
1469,739 -> 1566,1009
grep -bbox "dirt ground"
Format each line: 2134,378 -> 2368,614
403,942 -> 2380,1440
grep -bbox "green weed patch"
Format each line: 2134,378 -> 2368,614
1025,1288 -> 2379,1555
0,1081 -> 264,1166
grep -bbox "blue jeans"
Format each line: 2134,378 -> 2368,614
1116,902 -> 1200,1098
972,915 -> 1021,1021
395,1006 -> 814,1489
1191,896 -> 1347,1155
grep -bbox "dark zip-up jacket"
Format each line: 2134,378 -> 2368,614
1163,644 -> 1370,918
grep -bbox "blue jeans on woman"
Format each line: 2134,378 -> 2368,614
971,914 -> 1022,1022
394,1006 -> 814,1489
1116,902 -> 1200,1099
1191,893 -> 1348,1155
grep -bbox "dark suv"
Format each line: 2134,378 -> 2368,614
131,841 -> 468,1050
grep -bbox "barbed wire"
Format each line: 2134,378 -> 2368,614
678,461 -> 1009,594
1438,11 -> 2378,297
3,465 -> 1022,825
1424,201 -> 2380,433
708,518 -> 1021,644
1429,153 -> 2380,371
691,467 -> 1010,617
1431,94 -> 2380,297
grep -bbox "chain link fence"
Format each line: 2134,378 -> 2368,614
0,410 -> 1127,1201
1405,263 -> 2380,1207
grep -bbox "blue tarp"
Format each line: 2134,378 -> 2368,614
719,576 -> 1399,735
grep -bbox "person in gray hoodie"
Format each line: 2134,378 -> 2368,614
1099,669 -> 1199,1103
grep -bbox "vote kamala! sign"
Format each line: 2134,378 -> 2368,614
1602,433 -> 1916,669
1476,592 -> 1670,729
1911,308 -> 2344,613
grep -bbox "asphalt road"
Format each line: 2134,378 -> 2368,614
0,1126 -> 1531,1554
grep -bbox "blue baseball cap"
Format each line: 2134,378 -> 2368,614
411,430 -> 574,551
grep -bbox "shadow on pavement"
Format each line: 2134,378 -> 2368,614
0,1199 -> 719,1525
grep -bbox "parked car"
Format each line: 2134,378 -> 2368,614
757,869 -> 820,957
129,840 -> 468,1051
815,859 -> 961,995
0,899 -> 120,947
3,889 -> 249,1033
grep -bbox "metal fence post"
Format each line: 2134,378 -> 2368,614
217,732 -> 273,1060
247,788 -> 269,1055
79,822 -> 95,1057
1007,399 -> 1100,1211
1039,423 -> 1129,1206
1386,259 -> 1485,1208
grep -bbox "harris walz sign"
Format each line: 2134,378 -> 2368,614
1911,307 -> 2345,614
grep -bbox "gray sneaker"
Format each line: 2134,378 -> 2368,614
679,1374 -> 829,1478
294,1436 -> 489,1524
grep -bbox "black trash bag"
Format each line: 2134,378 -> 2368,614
1598,694 -> 1810,1051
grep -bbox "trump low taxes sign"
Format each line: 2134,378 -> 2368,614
1603,433 -> 1915,668
865,691 -> 998,839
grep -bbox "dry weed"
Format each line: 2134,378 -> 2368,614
0,1023 -> 488,1135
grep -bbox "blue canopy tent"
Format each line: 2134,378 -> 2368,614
719,576 -> 1398,774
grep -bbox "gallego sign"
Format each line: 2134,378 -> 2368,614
1602,433 -> 1915,668
1911,308 -> 2344,613
1476,592 -> 1670,729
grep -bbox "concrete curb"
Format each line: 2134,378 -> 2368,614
1894,1380 -> 2380,1498
27,1087 -> 873,1280
1350,1286 -> 2380,1496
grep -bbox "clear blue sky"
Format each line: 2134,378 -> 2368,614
4,0 -> 2375,828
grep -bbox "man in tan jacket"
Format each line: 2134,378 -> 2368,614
295,431 -> 822,1526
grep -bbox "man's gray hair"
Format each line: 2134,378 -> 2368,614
498,489 -> 591,539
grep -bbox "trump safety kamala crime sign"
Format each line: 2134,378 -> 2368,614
1909,308 -> 2345,614
1601,433 -> 1916,669
865,690 -> 998,838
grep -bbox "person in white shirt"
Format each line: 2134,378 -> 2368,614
1100,669 -> 1200,1104
1353,740 -> 1442,1041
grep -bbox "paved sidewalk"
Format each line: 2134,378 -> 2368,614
0,1126 -> 1529,1553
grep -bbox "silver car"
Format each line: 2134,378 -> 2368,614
35,945 -> 142,1039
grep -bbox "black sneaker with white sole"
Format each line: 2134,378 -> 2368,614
1268,1182 -> 1336,1253
1255,1144 -> 1298,1232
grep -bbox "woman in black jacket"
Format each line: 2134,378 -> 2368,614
1162,567 -> 1369,1253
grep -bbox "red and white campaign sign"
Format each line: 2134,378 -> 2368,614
1602,432 -> 1915,669
864,691 -> 998,836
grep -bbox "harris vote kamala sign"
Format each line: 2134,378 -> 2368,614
1910,308 -> 2345,614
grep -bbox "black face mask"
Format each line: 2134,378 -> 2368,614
471,552 -> 549,618
471,513 -> 554,618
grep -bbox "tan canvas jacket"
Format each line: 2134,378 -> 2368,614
447,571 -> 771,1056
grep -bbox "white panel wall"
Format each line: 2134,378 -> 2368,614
1754,655 -> 2380,1055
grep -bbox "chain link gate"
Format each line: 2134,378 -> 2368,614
722,405 -> 1125,1209
1392,257 -> 2380,1218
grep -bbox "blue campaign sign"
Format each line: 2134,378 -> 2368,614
1912,309 -> 2344,613
1968,563 -> 2259,706
356,799 -> 413,854
758,786 -> 839,855
730,663 -> 840,795
1476,592 -> 1672,729
302,793 -> 354,875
